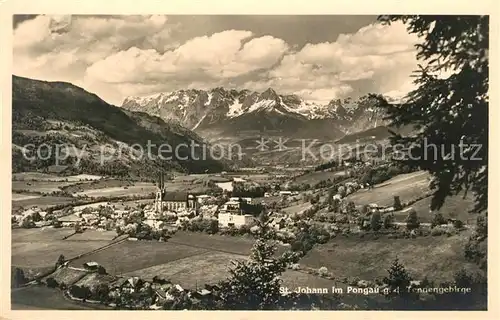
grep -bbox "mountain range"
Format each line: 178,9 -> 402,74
121,88 -> 394,141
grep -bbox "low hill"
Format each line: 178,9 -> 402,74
12,76 -> 226,178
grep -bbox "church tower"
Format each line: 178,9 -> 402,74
155,171 -> 164,213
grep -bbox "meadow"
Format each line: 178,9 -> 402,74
11,227 -> 75,242
11,227 -> 112,268
69,240 -> 208,275
392,194 -> 476,223
74,183 -> 157,198
12,180 -> 87,194
346,171 -> 431,207
67,229 -> 118,241
12,172 -> 103,182
300,230 -> 482,282
12,195 -> 75,210
292,170 -> 347,185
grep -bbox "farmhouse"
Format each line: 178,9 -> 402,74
58,214 -> 83,227
83,261 -> 100,271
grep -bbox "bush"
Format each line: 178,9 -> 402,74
405,209 -> 420,230
453,219 -> 464,230
383,214 -> 394,229
430,227 -> 445,236
318,267 -> 328,277
46,277 -> 58,288
431,212 -> 446,227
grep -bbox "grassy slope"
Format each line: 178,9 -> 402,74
346,171 -> 431,207
300,231 -> 482,282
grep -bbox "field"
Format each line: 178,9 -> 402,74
392,194 -> 477,223
123,251 -> 241,286
12,195 -> 75,210
12,241 -> 110,268
12,172 -> 103,182
67,229 -> 118,241
11,285 -> 108,310
300,230 -> 482,282
74,183 -> 157,198
282,202 -> 313,215
12,227 -> 75,242
292,170 -> 347,185
346,171 -> 431,207
124,251 -> 336,290
12,193 -> 42,201
12,180 -> 85,194
168,231 -> 257,254
69,240 -> 208,275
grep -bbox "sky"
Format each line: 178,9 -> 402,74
13,15 -> 421,106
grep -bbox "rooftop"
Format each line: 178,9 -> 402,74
161,191 -> 190,202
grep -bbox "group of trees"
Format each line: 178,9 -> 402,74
360,164 -> 413,187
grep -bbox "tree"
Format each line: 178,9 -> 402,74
370,211 -> 382,231
393,196 -> 403,211
431,212 -> 446,227
74,222 -> 83,233
94,283 -> 110,302
21,217 -> 35,228
56,254 -> 66,267
97,265 -> 107,275
383,214 -> 395,229
378,15 -> 488,213
383,258 -> 413,299
12,267 -> 26,288
217,211 -> 299,310
405,209 -> 420,230
46,277 -> 58,288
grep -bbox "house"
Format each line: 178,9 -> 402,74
144,218 -> 163,229
279,191 -> 292,196
82,213 -> 98,224
218,200 -> 261,228
58,214 -> 83,227
229,197 -> 252,203
196,195 -> 211,204
83,261 -> 100,271
264,192 -> 272,198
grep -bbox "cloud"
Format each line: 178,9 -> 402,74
13,15 -> 422,105
263,21 -> 420,102
84,30 -> 289,83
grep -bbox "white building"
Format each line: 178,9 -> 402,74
144,218 -> 163,229
218,212 -> 256,228
218,200 -> 259,228
229,197 -> 252,203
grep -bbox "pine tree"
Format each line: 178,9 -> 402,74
383,258 -> 413,299
393,196 -> 403,211
377,15 -> 488,213
370,211 -> 382,231
217,211 -> 300,310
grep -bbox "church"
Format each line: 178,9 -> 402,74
154,173 -> 198,213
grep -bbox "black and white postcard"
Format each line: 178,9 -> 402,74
1,0 -> 497,318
